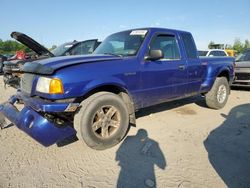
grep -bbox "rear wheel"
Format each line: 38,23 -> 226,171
74,92 -> 129,150
205,77 -> 230,109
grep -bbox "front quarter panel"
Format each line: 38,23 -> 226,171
34,57 -> 141,105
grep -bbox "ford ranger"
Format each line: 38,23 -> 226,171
0,28 -> 235,150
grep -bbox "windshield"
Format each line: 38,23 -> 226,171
94,30 -> 147,57
198,50 -> 208,56
51,42 -> 74,56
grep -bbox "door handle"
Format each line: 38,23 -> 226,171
179,65 -> 185,70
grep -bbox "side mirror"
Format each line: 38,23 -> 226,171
145,50 -> 164,61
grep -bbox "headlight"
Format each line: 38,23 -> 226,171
36,77 -> 64,94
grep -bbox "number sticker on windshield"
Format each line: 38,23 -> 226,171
130,30 -> 148,36
64,45 -> 73,48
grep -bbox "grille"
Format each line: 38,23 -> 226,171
235,73 -> 250,81
20,73 -> 36,94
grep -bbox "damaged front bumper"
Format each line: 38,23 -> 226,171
0,92 -> 77,147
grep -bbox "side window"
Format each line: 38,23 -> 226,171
149,34 -> 180,60
245,51 -> 250,61
181,33 -> 197,59
70,41 -> 96,55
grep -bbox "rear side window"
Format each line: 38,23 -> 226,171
181,33 -> 197,59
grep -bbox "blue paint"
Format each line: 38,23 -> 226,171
0,28 -> 234,147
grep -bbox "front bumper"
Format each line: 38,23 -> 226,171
0,93 -> 76,146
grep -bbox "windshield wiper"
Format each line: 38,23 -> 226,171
103,53 -> 123,57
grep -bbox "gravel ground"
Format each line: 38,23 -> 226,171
0,75 -> 250,188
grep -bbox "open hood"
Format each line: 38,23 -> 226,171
11,31 -> 54,57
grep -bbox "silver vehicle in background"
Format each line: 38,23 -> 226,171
232,49 -> 250,87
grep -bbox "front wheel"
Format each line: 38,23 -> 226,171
74,92 -> 129,150
205,77 -> 230,109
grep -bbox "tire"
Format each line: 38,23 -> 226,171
205,77 -> 230,109
74,92 -> 129,150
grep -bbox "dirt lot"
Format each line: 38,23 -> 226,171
0,75 -> 250,188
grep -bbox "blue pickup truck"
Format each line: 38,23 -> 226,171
0,28 -> 234,150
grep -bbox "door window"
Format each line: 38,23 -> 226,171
149,34 -> 180,60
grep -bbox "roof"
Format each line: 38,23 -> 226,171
113,27 -> 191,35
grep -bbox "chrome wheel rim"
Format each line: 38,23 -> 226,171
91,105 -> 121,139
217,85 -> 227,103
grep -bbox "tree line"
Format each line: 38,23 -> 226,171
0,39 -> 31,54
208,39 -> 250,53
1,37 -> 249,55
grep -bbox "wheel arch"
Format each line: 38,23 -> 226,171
217,68 -> 230,81
217,69 -> 231,94
76,82 -> 136,125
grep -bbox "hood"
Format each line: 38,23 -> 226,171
11,31 -> 54,57
235,61 -> 250,68
21,54 -> 123,75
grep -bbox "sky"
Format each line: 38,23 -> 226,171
0,0 -> 249,49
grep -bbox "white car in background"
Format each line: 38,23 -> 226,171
198,49 -> 229,57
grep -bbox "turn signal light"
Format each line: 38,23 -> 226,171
49,78 -> 64,94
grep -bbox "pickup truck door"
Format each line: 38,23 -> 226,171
140,33 -> 188,107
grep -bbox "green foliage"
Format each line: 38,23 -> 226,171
0,39 -> 32,54
207,38 -> 250,53
225,44 -> 233,49
233,38 -> 243,53
243,39 -> 250,50
232,38 -> 250,53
